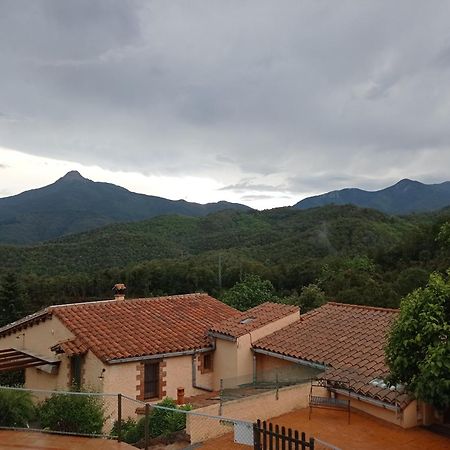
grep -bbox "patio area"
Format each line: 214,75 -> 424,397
0,430 -> 135,450
199,407 -> 450,450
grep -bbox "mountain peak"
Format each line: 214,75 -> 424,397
58,171 -> 87,182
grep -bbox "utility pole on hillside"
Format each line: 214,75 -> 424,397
218,254 -> 222,290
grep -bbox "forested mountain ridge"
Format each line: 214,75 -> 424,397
0,171 -> 251,244
0,205 -> 414,275
1,204 -> 448,314
294,179 -> 450,214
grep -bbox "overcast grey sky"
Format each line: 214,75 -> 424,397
0,0 -> 449,208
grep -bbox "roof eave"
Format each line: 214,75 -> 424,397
208,331 -> 237,342
252,347 -> 328,371
106,346 -> 214,364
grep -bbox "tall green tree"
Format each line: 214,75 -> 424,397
0,272 -> 25,327
385,271 -> 450,410
221,274 -> 275,311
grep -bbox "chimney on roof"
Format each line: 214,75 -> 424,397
113,283 -> 126,301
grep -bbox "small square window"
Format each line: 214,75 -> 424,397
202,353 -> 213,373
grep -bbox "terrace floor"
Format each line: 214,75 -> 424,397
0,430 -> 135,450
199,407 -> 450,450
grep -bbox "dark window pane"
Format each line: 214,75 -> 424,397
144,362 -> 159,398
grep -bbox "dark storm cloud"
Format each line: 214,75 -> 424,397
0,0 -> 449,199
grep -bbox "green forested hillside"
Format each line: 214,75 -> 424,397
1,205 -> 449,314
0,205 -> 413,275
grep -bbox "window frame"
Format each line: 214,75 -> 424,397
143,361 -> 160,400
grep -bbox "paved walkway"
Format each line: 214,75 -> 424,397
0,430 -> 135,450
199,407 -> 450,450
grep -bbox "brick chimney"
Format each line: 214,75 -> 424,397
112,283 -> 126,300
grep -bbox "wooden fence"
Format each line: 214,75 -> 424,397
253,419 -> 315,450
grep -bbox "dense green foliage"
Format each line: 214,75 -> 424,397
38,391 -> 105,434
111,417 -> 141,444
138,398 -> 192,439
222,275 -> 275,310
0,205 -> 448,314
111,398 -> 191,444
0,272 -> 25,327
284,283 -> 326,312
0,370 -> 25,387
295,179 -> 450,214
0,388 -> 35,427
386,271 -> 450,410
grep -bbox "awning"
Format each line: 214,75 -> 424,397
0,348 -> 59,373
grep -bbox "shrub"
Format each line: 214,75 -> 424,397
0,388 -> 35,427
137,398 -> 192,439
110,417 -> 140,444
38,391 -> 105,434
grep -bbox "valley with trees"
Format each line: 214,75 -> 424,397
0,204 -> 448,318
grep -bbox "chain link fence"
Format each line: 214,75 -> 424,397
220,365 -> 323,402
0,385 -> 254,448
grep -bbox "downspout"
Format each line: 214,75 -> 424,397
192,341 -> 215,392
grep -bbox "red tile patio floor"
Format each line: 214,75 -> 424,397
0,430 -> 135,450
199,407 -> 450,450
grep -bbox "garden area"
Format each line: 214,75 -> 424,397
0,387 -> 192,448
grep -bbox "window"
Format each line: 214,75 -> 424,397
70,356 -> 82,388
202,353 -> 213,373
144,362 -> 160,399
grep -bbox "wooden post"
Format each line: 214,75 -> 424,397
219,378 -> 224,416
144,403 -> 150,450
294,430 -> 299,450
117,393 -> 122,442
288,428 -> 293,450
269,422 -> 273,450
263,421 -> 267,450
253,420 -> 261,450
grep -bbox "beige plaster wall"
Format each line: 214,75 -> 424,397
213,339 -> 237,389
83,351 -> 106,392
335,393 -> 418,429
0,316 -> 73,357
255,354 -> 322,383
164,355 -> 208,399
212,311 -> 301,390
186,382 -> 315,444
103,361 -> 139,399
0,316 -> 74,391
194,353 -> 214,391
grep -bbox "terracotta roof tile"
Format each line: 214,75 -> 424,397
209,302 -> 299,339
50,293 -> 238,362
51,338 -> 88,356
253,302 -> 410,407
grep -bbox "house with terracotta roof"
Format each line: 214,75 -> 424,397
250,302 -> 435,428
0,290 -> 435,429
0,289 -> 299,403
0,292 -> 239,400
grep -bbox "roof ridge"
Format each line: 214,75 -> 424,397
326,301 -> 399,313
51,292 -> 210,310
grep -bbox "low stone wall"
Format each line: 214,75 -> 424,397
186,381 -> 319,444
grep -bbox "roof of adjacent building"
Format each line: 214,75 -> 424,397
0,293 -> 239,363
209,302 -> 299,339
253,302 -> 410,408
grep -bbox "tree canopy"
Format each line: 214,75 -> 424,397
385,271 -> 450,410
221,274 -> 275,311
